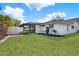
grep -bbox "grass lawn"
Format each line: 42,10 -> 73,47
0,33 -> 79,56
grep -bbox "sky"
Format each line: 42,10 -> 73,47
0,3 -> 79,23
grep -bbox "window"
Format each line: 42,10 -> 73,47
71,25 -> 74,29
49,24 -> 54,28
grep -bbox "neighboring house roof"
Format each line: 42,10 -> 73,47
20,22 -> 40,27
67,18 -> 79,23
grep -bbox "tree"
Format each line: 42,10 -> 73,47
14,20 -> 21,26
0,14 -> 4,21
0,14 -> 21,27
4,15 -> 14,27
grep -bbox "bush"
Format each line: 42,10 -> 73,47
52,29 -> 57,33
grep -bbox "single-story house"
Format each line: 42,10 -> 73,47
20,18 -> 79,35
35,19 -> 79,35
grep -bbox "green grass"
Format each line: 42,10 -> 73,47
0,33 -> 79,56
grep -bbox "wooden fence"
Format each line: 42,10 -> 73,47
0,21 -> 6,40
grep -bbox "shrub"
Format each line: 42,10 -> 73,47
52,29 -> 57,33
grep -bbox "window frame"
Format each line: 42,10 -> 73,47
49,24 -> 54,28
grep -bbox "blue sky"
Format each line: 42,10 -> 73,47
0,3 -> 79,23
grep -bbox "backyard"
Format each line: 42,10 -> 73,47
0,33 -> 79,56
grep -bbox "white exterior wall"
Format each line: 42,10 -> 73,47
7,27 -> 23,35
35,23 -> 78,35
35,25 -> 42,33
36,24 -> 68,35
49,24 -> 77,35
67,22 -> 79,34
49,24 -> 67,35
75,22 -> 79,31
35,24 -> 49,34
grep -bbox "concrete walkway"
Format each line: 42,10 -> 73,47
0,35 -> 24,43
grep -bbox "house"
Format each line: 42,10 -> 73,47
20,18 -> 79,36
35,19 -> 79,35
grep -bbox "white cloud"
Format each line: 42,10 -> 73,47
3,6 -> 26,23
25,3 -> 55,11
38,12 -> 66,23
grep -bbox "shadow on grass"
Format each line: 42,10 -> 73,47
22,32 -> 79,41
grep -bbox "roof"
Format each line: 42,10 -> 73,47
39,19 -> 74,25
20,19 -> 76,27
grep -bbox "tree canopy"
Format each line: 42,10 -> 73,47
0,14 -> 21,27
